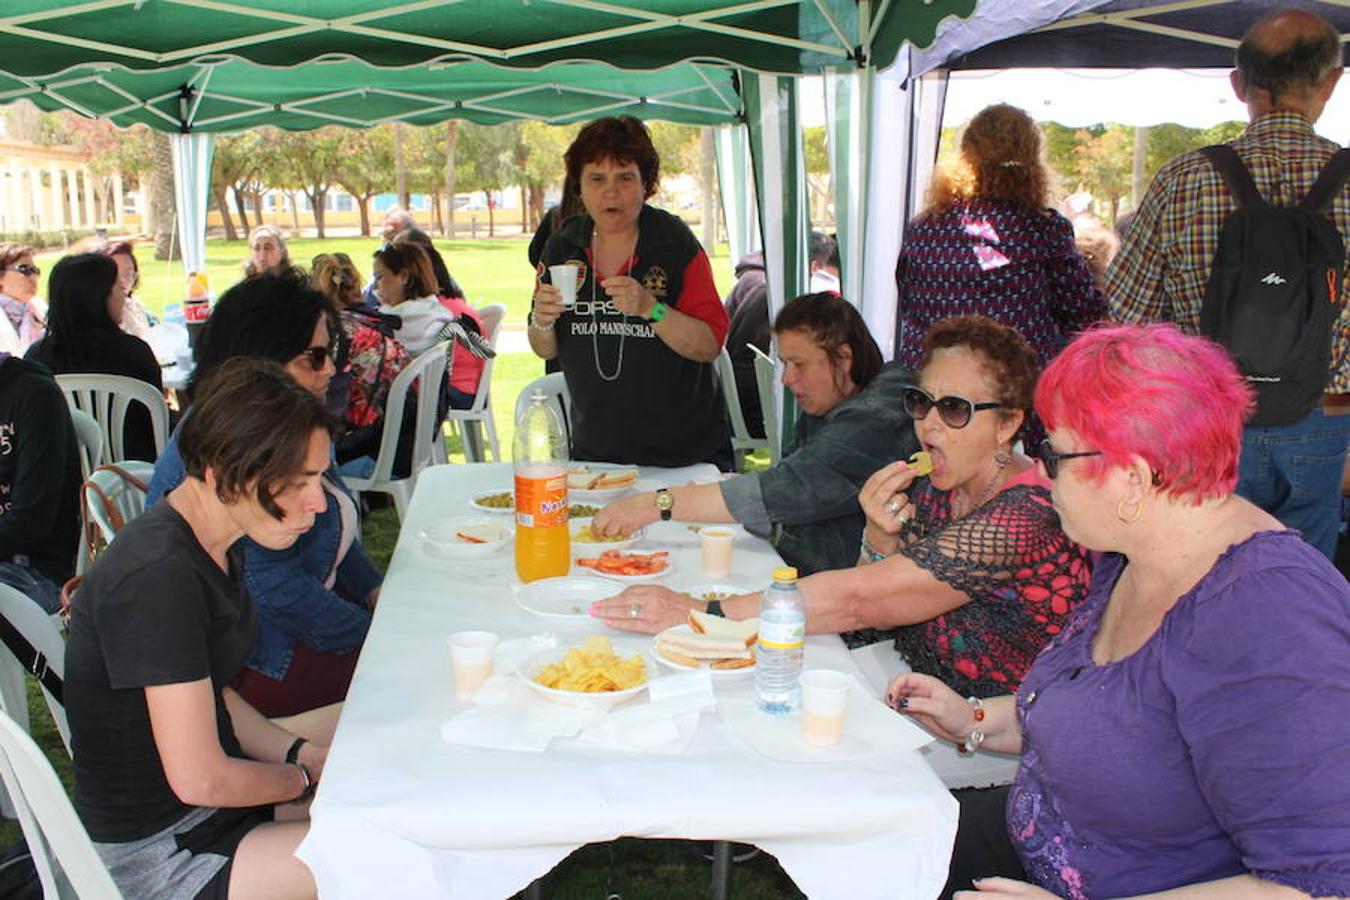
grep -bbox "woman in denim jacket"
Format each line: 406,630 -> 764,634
148,274 -> 381,716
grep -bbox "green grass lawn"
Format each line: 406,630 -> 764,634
15,237 -> 807,897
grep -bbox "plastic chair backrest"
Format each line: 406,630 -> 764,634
56,374 -> 169,463
713,348 -> 769,459
0,708 -> 122,899
0,584 -> 69,755
749,345 -> 781,465
354,341 -> 449,486
68,408 -> 104,479
513,373 -> 571,446
80,462 -> 154,567
450,303 -> 505,417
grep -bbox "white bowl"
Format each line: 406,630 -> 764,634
518,645 -> 650,709
421,518 -> 512,560
682,582 -> 748,605
570,518 -> 643,553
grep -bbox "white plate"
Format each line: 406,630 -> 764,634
575,548 -> 673,583
567,466 -> 641,501
518,645 -> 650,709
570,518 -> 643,553
682,582 -> 749,605
421,518 -> 512,560
651,625 -> 756,676
469,489 -> 514,515
515,575 -> 621,620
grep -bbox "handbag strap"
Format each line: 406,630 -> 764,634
0,613 -> 61,704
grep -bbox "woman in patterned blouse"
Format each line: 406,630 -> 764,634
597,316 -> 1091,698
895,104 -> 1106,378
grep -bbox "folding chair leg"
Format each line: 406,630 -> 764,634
483,412 -> 500,462
463,422 -> 486,463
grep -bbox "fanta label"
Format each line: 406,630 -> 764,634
515,465 -> 568,528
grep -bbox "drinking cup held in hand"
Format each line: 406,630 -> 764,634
448,631 -> 499,701
800,669 -> 851,747
699,527 -> 736,579
549,264 -> 579,307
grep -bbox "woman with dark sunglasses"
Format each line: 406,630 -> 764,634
595,315 -> 1090,700
892,323 -> 1350,900
145,274 -> 382,719
0,242 -> 46,355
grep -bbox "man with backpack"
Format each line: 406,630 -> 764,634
1107,8 -> 1349,560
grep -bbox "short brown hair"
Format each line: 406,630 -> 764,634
774,292 -> 884,390
179,357 -> 337,520
564,116 -> 660,198
372,241 -> 437,299
921,315 -> 1039,414
0,243 -> 35,271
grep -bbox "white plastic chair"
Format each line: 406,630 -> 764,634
0,708 -> 122,899
513,372 -> 572,448
79,462 -> 155,575
68,408 -> 103,481
442,303 -> 505,463
0,583 -> 70,755
713,347 -> 770,470
56,374 -> 169,464
749,344 -> 781,465
344,342 -> 449,521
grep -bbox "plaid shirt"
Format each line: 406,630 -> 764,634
1107,111 -> 1350,392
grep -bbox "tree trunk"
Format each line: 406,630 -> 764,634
700,127 -> 717,249
488,200 -> 495,238
528,183 -> 546,232
150,131 -> 179,261
231,185 -> 251,233
1131,125 -> 1149,213
310,187 -> 327,239
287,192 -> 301,231
430,190 -> 442,234
213,186 -> 238,240
444,120 -> 458,237
356,194 -> 371,236
394,123 -> 409,208
519,185 -> 528,232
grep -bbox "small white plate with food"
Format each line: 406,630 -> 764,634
422,519 -> 512,560
652,611 -> 758,676
469,489 -> 514,515
575,549 -> 672,583
567,466 -> 641,501
515,575 -> 618,620
570,519 -> 643,553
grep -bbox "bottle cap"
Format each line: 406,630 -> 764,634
772,566 -> 798,583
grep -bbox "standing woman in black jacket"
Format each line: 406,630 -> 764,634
25,252 -> 164,462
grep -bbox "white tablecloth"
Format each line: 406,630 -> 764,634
297,463 -> 957,899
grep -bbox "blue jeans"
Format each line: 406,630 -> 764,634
0,561 -> 63,615
1237,408 -> 1349,561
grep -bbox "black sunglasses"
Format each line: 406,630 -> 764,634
1038,439 -> 1102,479
296,344 -> 337,371
4,264 -> 39,277
902,386 -> 1003,429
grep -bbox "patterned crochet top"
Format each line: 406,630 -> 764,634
893,468 -> 1092,698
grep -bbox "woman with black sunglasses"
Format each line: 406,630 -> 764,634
0,242 -> 47,355
145,274 -> 382,719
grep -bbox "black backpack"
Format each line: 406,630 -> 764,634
1199,144 -> 1350,426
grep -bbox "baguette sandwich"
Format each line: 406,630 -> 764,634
567,467 -> 640,491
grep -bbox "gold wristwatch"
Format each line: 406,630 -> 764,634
654,488 -> 674,521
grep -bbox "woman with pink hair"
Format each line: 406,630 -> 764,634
890,324 -> 1350,899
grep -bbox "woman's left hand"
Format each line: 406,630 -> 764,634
601,276 -> 657,319
590,584 -> 697,634
954,878 -> 1058,899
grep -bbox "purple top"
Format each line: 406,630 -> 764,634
1008,530 -> 1350,899
895,200 -> 1106,373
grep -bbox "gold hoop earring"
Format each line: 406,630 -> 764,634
1116,499 -> 1142,524
994,445 -> 1012,467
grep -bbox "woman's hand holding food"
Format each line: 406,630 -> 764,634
885,672 -> 976,745
601,275 -> 657,318
531,281 -> 566,328
590,584 -> 698,634
859,460 -> 921,555
593,493 -> 659,537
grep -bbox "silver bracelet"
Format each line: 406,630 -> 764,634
860,536 -> 887,563
527,310 -> 555,333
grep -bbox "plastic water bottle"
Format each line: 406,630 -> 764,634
754,566 -> 806,715
513,389 -> 570,583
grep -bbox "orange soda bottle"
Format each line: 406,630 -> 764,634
514,389 -> 570,582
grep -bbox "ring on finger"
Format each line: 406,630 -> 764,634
627,602 -> 641,619
884,499 -> 901,516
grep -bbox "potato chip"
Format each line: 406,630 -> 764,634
532,636 -> 647,693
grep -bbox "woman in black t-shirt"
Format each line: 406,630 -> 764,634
66,358 -> 340,900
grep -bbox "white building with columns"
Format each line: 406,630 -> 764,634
0,139 -> 125,235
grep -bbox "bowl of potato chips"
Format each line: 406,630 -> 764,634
521,636 -> 650,709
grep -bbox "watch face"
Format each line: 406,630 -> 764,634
655,491 -> 674,511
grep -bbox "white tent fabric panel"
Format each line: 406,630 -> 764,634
714,123 -> 759,271
169,132 -> 214,281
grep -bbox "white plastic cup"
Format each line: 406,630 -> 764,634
699,527 -> 736,579
549,264 -> 579,306
448,631 -> 499,701
800,669 -> 852,747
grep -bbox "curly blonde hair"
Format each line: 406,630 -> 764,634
922,104 -> 1052,218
